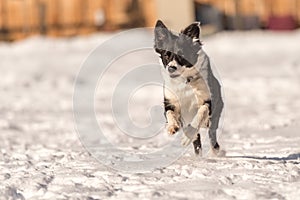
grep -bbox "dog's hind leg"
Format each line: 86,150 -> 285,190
208,98 -> 223,155
193,133 -> 202,155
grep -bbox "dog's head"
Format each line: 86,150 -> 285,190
154,20 -> 202,78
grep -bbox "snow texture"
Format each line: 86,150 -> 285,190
1,30 -> 300,199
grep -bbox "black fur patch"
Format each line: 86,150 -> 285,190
163,97 -> 175,113
204,100 -> 212,115
213,142 -> 220,150
193,133 -> 201,155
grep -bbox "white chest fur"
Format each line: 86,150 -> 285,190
163,72 -> 202,126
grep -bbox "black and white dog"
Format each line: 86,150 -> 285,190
154,20 -> 224,156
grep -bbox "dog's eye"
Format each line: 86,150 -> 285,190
177,55 -> 192,67
163,51 -> 171,59
176,55 -> 185,64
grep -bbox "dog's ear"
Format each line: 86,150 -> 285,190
155,20 -> 167,30
181,22 -> 201,41
155,20 -> 169,40
154,20 -> 172,53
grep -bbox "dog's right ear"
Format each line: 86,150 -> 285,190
181,22 -> 201,42
154,20 -> 171,53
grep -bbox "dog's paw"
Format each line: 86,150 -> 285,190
193,134 -> 202,156
167,124 -> 179,135
195,148 -> 202,157
181,134 -> 193,146
181,125 -> 198,146
183,124 -> 198,139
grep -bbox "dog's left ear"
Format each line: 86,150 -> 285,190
181,22 -> 201,41
154,20 -> 173,53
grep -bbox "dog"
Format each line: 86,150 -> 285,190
154,20 -> 224,156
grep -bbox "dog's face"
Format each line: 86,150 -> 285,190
154,20 -> 202,78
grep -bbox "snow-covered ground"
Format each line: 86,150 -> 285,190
0,30 -> 300,199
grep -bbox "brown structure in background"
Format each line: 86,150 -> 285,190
196,0 -> 299,22
0,0 -> 157,41
0,0 -> 299,41
195,0 -> 300,30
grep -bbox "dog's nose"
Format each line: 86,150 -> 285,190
168,66 -> 177,73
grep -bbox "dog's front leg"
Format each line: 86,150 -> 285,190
190,104 -> 210,129
165,110 -> 180,135
164,96 -> 181,135
181,104 -> 209,148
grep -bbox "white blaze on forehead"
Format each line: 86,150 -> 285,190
167,60 -> 179,67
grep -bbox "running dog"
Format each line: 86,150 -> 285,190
154,20 -> 224,155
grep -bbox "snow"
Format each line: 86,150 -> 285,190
1,30 -> 300,199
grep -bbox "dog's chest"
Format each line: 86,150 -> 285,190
167,79 -> 199,125
177,84 -> 198,124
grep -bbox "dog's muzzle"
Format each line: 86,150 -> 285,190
168,66 -> 177,73
167,65 -> 180,78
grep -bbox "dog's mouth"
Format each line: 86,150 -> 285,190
169,74 -> 180,78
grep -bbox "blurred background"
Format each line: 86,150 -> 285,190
1,1 -> 300,198
1,0 -> 300,41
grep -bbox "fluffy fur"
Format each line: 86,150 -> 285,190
154,20 -> 224,155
